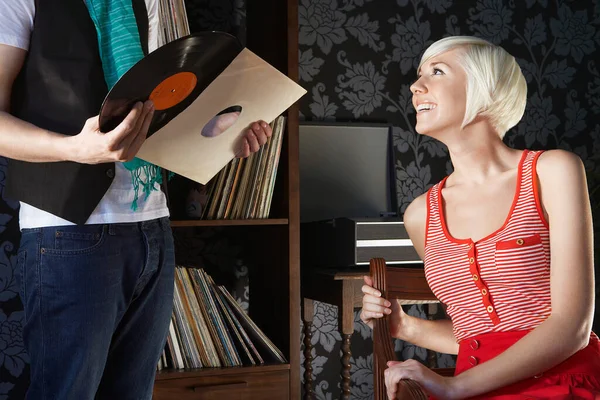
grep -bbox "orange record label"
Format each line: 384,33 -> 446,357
149,72 -> 197,110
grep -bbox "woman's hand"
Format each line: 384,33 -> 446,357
385,360 -> 458,400
359,275 -> 408,339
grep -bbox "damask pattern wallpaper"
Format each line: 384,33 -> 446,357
0,159 -> 26,399
297,0 -> 600,399
0,1 -> 599,400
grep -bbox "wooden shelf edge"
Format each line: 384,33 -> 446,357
155,363 -> 291,381
169,218 -> 289,227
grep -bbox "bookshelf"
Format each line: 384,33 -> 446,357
152,0 -> 301,399
169,219 -> 289,228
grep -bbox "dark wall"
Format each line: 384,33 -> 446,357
0,162 -> 27,399
1,1 -> 599,399
298,0 -> 600,398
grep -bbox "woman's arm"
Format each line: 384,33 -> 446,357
400,194 -> 459,355
448,149 -> 595,398
361,192 -> 459,354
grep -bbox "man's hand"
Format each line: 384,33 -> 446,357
68,100 -> 155,164
236,120 -> 272,158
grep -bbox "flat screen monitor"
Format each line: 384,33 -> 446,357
299,122 -> 396,222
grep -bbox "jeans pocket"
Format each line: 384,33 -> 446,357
45,226 -> 107,255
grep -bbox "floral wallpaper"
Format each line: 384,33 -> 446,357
0,157 -> 27,399
1,1 -> 599,399
298,0 -> 600,399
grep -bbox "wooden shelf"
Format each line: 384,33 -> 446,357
157,0 -> 300,398
170,218 -> 289,227
155,363 -> 291,381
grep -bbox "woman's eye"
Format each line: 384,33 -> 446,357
432,68 -> 444,75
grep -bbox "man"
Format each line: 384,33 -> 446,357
0,0 -> 271,398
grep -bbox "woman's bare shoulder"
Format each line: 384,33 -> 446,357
403,192 -> 428,236
536,149 -> 585,185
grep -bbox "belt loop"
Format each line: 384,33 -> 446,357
160,217 -> 170,231
107,223 -> 114,236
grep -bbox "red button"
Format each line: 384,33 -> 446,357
470,339 -> 479,350
468,355 -> 478,366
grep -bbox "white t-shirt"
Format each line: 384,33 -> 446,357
0,0 -> 170,229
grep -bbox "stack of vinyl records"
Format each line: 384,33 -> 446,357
200,115 -> 286,219
157,0 -> 190,46
157,266 -> 286,370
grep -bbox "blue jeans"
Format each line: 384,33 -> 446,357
16,217 -> 175,400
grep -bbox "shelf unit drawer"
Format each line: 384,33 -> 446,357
153,369 -> 289,400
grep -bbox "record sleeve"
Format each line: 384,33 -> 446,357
99,31 -> 307,185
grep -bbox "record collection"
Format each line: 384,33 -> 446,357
158,267 -> 286,370
152,0 -> 289,372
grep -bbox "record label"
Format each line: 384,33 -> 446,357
149,72 -> 197,110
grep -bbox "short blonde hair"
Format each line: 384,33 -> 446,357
418,36 -> 527,138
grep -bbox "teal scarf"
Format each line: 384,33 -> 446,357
85,0 -> 163,211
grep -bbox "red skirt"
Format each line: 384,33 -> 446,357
445,330 -> 600,399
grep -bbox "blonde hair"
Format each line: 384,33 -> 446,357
418,36 -> 527,138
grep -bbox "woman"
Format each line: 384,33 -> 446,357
360,36 -> 600,400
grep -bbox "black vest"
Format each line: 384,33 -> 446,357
6,0 -> 150,225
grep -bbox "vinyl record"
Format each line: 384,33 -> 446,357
99,31 -> 243,135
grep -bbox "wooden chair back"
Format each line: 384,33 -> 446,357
369,258 -> 454,400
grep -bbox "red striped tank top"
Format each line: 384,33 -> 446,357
424,150 -> 552,341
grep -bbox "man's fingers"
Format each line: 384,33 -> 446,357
260,121 -> 273,138
108,102 -> 144,148
86,116 -> 100,131
246,127 -> 260,153
251,122 -> 268,146
116,101 -> 153,155
126,105 -> 154,160
236,137 -> 250,159
133,101 -> 152,135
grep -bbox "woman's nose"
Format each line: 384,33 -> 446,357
410,78 -> 426,94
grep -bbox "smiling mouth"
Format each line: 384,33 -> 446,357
416,103 -> 437,113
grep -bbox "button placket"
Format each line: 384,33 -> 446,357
468,355 -> 478,366
470,339 -> 479,350
468,244 -> 500,325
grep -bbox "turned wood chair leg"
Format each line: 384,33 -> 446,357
341,333 -> 352,399
339,279 -> 356,400
302,298 -> 315,400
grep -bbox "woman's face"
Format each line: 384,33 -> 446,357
410,48 -> 468,137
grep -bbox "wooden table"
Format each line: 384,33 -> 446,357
301,269 -> 366,400
301,267 -> 440,400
